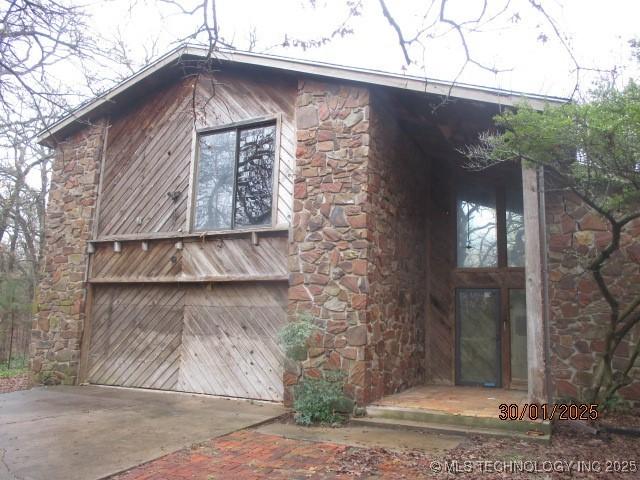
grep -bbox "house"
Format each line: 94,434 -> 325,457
32,45 -> 640,410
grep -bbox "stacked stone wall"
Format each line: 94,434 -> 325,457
367,91 -> 427,398
287,80 -> 428,405
546,190 -> 640,404
287,79 -> 372,405
30,121 -> 106,385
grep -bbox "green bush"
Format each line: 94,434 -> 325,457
293,370 -> 351,425
278,314 -> 316,361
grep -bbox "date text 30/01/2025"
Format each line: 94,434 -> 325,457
499,403 -> 599,421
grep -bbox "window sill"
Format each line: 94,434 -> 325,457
453,267 -> 525,273
91,224 -> 289,243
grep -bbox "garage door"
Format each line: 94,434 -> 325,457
86,283 -> 287,401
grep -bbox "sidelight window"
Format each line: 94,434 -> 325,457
193,122 -> 276,231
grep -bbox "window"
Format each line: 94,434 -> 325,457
456,184 -> 498,268
193,122 -> 276,231
506,185 -> 525,267
456,181 -> 525,268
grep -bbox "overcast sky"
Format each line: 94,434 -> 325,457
82,0 -> 640,99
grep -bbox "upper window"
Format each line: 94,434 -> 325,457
505,185 -> 525,267
193,122 -> 276,231
457,184 -> 498,268
456,181 -> 525,268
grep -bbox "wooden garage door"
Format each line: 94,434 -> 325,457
87,283 -> 287,401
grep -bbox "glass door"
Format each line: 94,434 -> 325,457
456,288 -> 501,387
453,174 -> 526,389
509,289 -> 528,389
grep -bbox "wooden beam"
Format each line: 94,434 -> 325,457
522,165 -> 549,404
77,284 -> 94,385
88,274 -> 289,284
91,226 -> 289,243
90,120 -> 110,241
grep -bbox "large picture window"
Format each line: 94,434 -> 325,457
193,122 -> 276,231
456,181 -> 524,268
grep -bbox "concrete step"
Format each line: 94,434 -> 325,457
357,405 -> 551,443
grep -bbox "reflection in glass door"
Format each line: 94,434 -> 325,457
456,289 -> 501,387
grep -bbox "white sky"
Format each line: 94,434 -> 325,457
81,0 -> 640,99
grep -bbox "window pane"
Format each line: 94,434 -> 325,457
234,124 -> 276,227
457,289 -> 500,386
509,289 -> 528,388
506,185 -> 525,267
457,184 -> 497,268
194,130 -> 236,230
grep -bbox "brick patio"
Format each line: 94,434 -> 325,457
108,430 -> 435,480
110,430 -> 347,480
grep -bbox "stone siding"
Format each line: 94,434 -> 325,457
546,190 -> 640,404
367,91 -> 427,399
30,121 -> 106,385
287,81 -> 427,406
287,79 -> 372,405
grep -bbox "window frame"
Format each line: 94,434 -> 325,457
187,115 -> 281,234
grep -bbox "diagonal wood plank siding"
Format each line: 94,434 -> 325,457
97,70 -> 296,238
178,284 -> 287,401
87,284 -> 185,390
87,283 -> 287,401
89,235 -> 288,282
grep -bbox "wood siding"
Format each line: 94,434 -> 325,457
87,284 -> 185,390
87,283 -> 287,401
97,69 -> 296,238
178,284 -> 287,401
89,234 -> 288,283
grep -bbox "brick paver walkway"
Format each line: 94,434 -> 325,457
110,430 -> 352,480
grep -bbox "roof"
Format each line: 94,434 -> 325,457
37,44 -> 569,146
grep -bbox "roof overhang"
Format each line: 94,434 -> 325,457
37,44 -> 568,146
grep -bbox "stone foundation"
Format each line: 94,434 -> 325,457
546,190 -> 640,404
0,373 -> 32,394
30,121 -> 106,385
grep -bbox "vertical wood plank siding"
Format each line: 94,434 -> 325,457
87,283 -> 287,401
97,70 -> 296,238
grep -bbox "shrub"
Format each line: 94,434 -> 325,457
278,313 -> 316,361
293,370 -> 351,426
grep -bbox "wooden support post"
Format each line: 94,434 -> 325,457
522,165 -> 549,404
77,284 -> 94,385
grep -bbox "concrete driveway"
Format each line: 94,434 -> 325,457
0,385 -> 285,480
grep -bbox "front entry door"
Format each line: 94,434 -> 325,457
456,288 -> 501,387
452,172 -> 527,389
